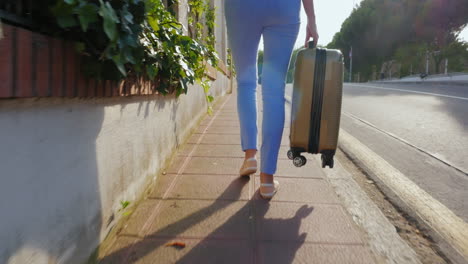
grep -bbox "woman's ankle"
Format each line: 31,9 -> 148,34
245,149 -> 257,159
260,172 -> 273,183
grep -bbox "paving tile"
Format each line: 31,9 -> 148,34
198,118 -> 214,127
176,141 -> 197,156
166,156 -> 187,174
203,119 -> 240,127
178,144 -> 244,158
215,112 -> 238,117
253,177 -> 339,204
150,174 -> 251,201
195,134 -> 241,145
98,236 -> 137,263
149,173 -> 180,199
181,157 -> 244,175
185,133 -> 202,144
195,125 -> 240,134
274,159 -> 325,178
195,125 -> 209,132
212,116 -> 239,121
143,199 -> 251,239
98,93 -> 373,263
120,199 -> 162,236
100,237 -> 254,264
171,149 -> 323,177
258,242 -> 374,264
255,202 -> 363,244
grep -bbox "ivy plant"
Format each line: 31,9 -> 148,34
187,0 -> 219,112
49,0 -> 219,99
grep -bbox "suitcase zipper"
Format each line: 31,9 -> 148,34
308,49 -> 327,153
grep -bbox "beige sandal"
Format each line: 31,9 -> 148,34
260,180 -> 280,199
239,157 -> 257,176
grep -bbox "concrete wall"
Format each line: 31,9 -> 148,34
0,2 -> 230,263
0,76 -> 229,264
213,0 -> 228,62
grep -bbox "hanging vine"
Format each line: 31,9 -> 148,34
47,0 -> 219,98
187,0 -> 219,113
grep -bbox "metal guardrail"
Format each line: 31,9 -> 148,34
374,72 -> 468,84
0,0 -> 34,27
425,72 -> 468,79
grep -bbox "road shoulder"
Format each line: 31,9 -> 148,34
317,153 -> 421,264
338,129 -> 468,264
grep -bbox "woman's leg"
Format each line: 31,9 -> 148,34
260,23 -> 300,181
224,2 -> 263,158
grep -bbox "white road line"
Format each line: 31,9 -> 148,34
343,112 -> 467,176
346,84 -> 468,101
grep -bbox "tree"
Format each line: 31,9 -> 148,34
327,0 -> 468,80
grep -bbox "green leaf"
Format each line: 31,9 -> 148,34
146,65 -> 158,80
122,211 -> 132,217
201,81 -> 210,93
180,79 -> 188,91
121,6 -> 134,24
148,16 -> 159,32
64,0 -> 76,4
57,15 -> 78,28
74,42 -> 86,53
123,48 -> 136,64
112,54 -> 126,76
207,95 -> 214,102
99,0 -> 119,41
120,200 -> 130,210
120,5 -> 134,33
76,3 -> 98,32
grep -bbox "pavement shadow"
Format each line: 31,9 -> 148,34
175,195 -> 314,264
98,177 -> 249,263
98,177 -> 314,263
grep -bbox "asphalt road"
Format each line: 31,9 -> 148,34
285,82 -> 468,222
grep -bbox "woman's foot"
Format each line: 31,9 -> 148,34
259,173 -> 279,199
239,157 -> 257,176
239,149 -> 257,176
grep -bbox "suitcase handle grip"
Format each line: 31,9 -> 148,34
308,40 -> 315,49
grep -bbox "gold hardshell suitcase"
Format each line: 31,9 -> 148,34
288,42 -> 344,168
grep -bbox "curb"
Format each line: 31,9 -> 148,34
320,156 -> 421,264
369,81 -> 468,87
338,129 -> 468,264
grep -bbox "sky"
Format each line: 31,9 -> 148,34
260,0 -> 468,50
294,0 -> 363,49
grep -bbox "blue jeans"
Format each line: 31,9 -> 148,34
225,0 -> 300,174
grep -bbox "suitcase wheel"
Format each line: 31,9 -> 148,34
321,155 -> 334,168
293,156 -> 307,167
287,150 -> 294,160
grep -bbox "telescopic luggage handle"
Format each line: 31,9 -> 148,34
308,40 -> 315,49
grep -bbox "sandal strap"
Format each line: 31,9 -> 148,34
260,191 -> 276,196
245,157 -> 257,162
260,183 -> 275,187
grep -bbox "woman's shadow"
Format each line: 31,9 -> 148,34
99,177 -> 314,264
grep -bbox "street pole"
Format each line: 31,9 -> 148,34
349,46 -> 353,82
445,58 -> 448,75
426,50 -> 429,75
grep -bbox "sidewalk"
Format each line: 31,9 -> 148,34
97,93 -> 376,263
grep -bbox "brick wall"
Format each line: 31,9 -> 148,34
0,22 -> 228,99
